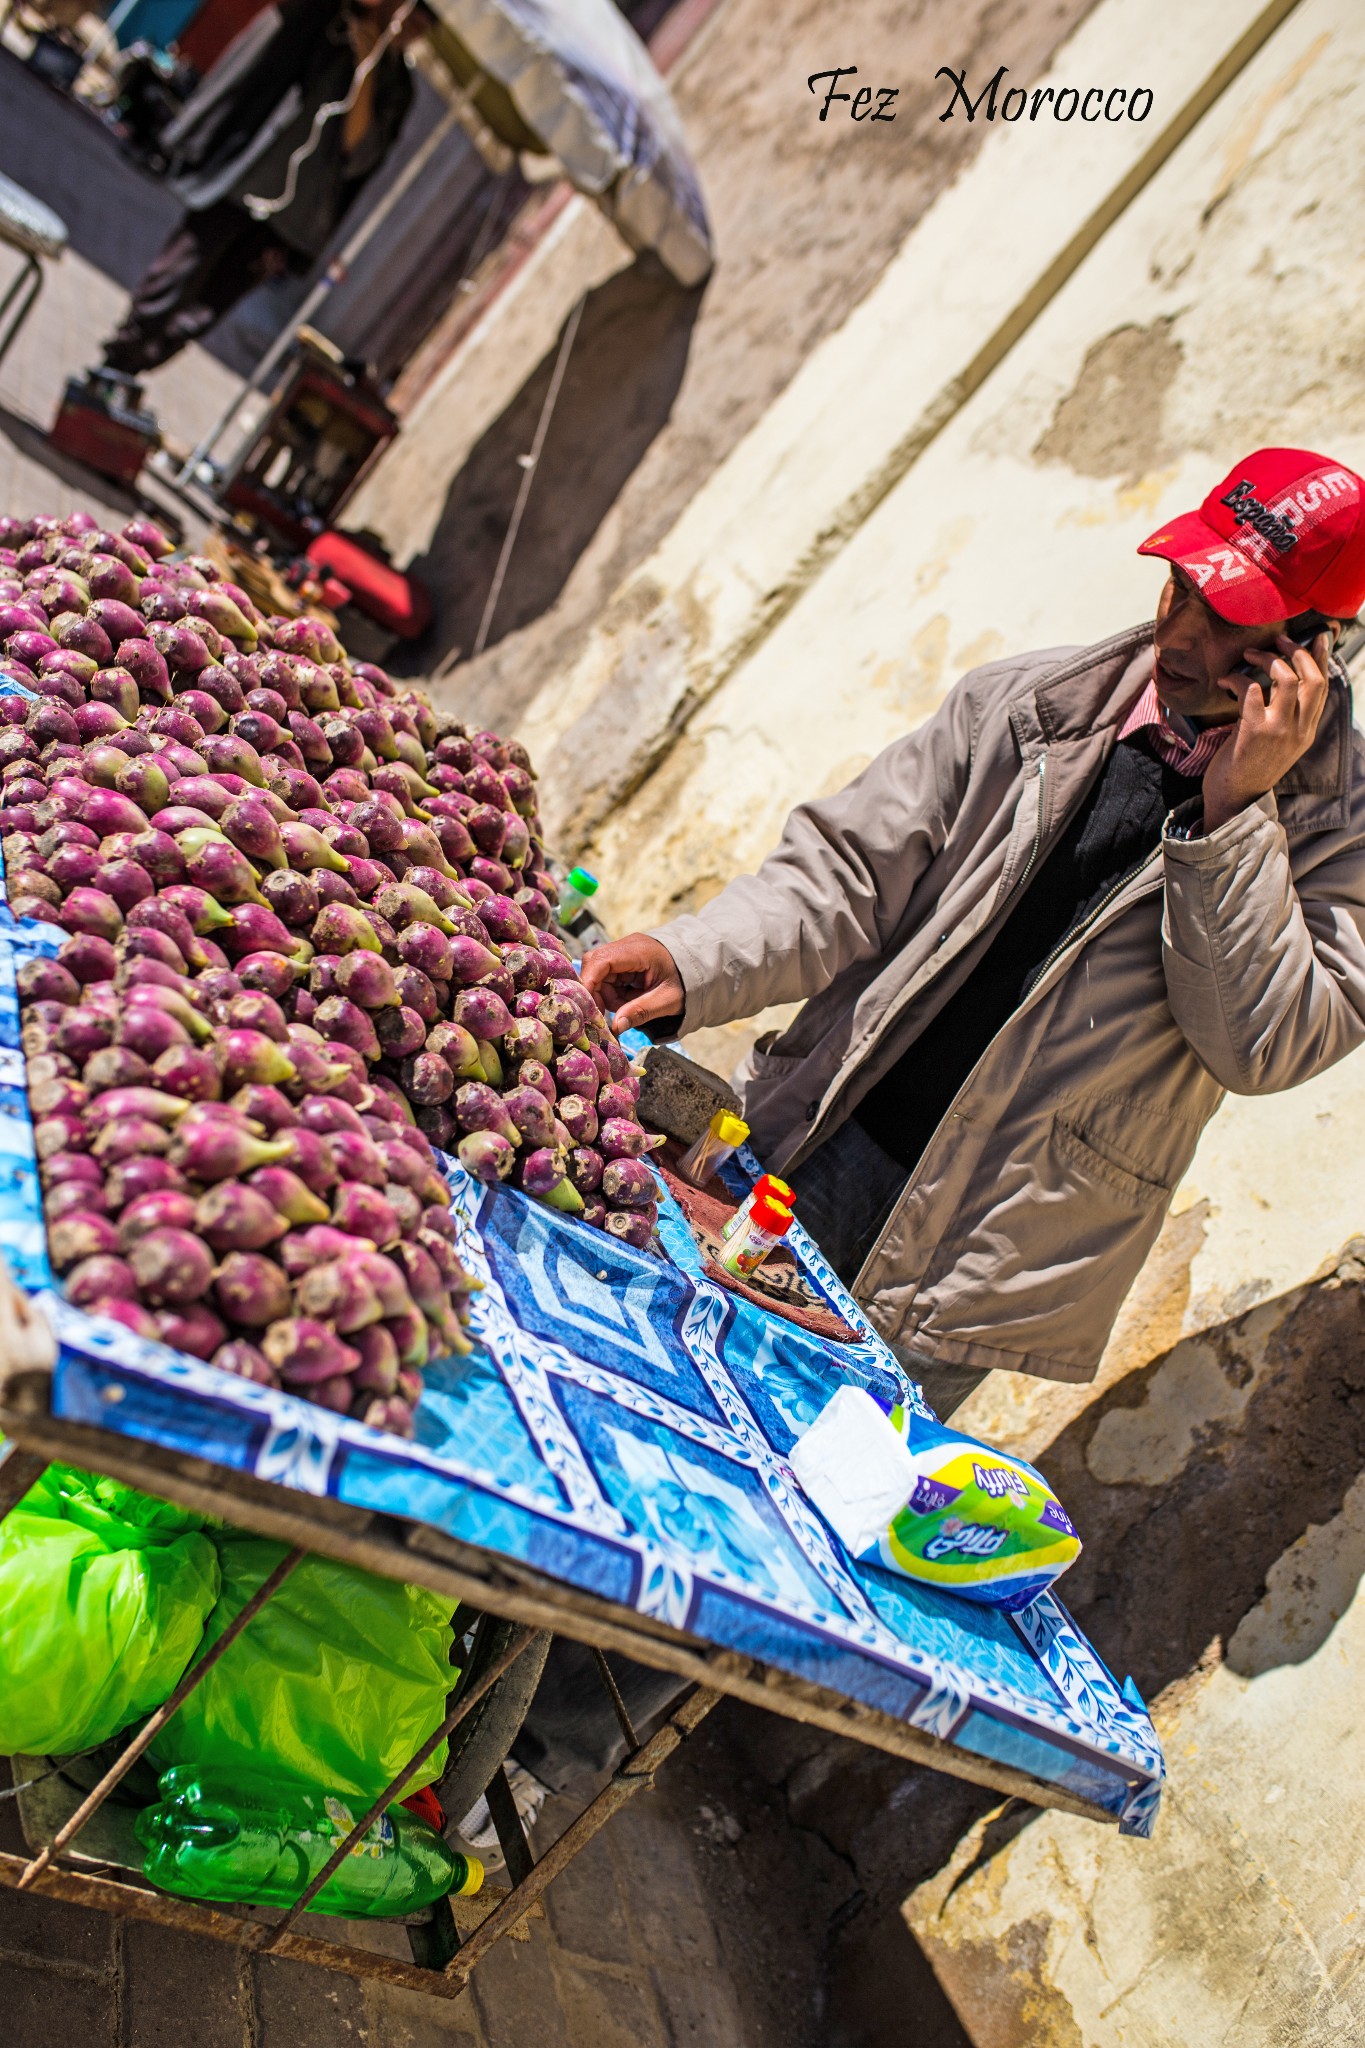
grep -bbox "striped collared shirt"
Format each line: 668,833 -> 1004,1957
1118,679 -> 1232,777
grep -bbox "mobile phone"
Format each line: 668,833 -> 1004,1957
1232,611 -> 1339,690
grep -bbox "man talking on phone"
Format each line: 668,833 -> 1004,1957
582,447 -> 1365,1419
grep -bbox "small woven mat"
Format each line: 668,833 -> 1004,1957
657,1152 -> 859,1344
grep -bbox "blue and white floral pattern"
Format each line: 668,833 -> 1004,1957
1,953 -> 1164,1833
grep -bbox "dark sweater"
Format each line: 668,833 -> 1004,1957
855,734 -> 1203,1174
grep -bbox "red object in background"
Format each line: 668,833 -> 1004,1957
48,372 -> 160,488
175,0 -> 269,77
307,530 -> 431,640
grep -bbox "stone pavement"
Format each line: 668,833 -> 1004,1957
0,51 -> 239,531
1,1694 -> 971,2048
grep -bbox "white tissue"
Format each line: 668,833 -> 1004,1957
789,1385 -> 916,1557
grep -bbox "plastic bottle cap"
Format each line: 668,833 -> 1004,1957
757,1174 -> 794,1206
751,1195 -> 793,1235
454,1853 -> 485,1896
711,1111 -> 749,1147
566,866 -> 598,896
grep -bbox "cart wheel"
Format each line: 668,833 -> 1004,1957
435,1614 -> 551,1836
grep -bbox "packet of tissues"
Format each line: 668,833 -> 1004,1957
789,1385 -> 1080,1610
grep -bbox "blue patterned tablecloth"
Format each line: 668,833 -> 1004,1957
0,871 -> 1164,1835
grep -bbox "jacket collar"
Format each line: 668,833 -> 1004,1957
1013,622 -> 1354,831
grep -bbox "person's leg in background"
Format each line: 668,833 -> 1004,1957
101,200 -> 294,375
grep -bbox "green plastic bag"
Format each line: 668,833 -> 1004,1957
151,1536 -> 456,1804
0,1462 -> 220,1756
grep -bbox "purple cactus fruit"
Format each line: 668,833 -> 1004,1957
325,1183 -> 398,1245
389,966 -> 436,1028
604,1208 -> 655,1250
595,1082 -> 640,1125
374,1005 -> 426,1059
179,831 -> 267,906
352,1322 -> 400,1397
501,944 -> 548,994
557,1095 -> 600,1146
104,1156 -> 188,1210
517,1147 -> 565,1197
475,893 -> 530,947
212,1252 -> 291,1328
66,1254 -> 142,1307
223,995 -> 289,1046
278,819 -> 349,874
17,956 -> 80,1006
121,829 -> 182,887
313,994 -> 381,1063
246,1164 -> 330,1226
117,1190 -> 199,1248
211,1339 -> 277,1386
222,902 -> 299,961
457,1129 -> 515,1184
598,1118 -> 666,1161
194,1182 -> 288,1252
44,1176 -> 108,1224
261,867 -> 320,928
311,901 -> 381,955
217,1028 -> 296,1092
510,1059 -> 553,1107
235,951 -> 298,1001
48,1212 -> 123,1270
602,1157 -> 658,1210
567,1146 -> 604,1194
153,1302 -> 227,1360
499,1084 -> 556,1149
91,1115 -> 173,1165
147,1043 -> 219,1102
221,795 -> 285,869
334,950 -> 398,1010
114,999 -> 187,1064
450,1081 -> 516,1144
451,986 -> 514,1044
296,1257 -> 382,1332
393,922 -> 452,982
58,886 -> 123,945
127,1226 -> 215,1306
85,1085 -> 188,1131
276,1223 -> 372,1278
397,1051 -> 452,1106
553,1048 -> 598,1100
320,1127 -> 386,1187
536,990 -> 586,1049
82,1046 -> 151,1093
262,1316 -> 361,1383
169,1118 -> 292,1181
121,928 -> 187,977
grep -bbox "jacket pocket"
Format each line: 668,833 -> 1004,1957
1052,1115 -> 1174,1202
748,1030 -> 803,1075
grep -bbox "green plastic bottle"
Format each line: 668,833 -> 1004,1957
556,865 -> 599,927
136,1766 -> 483,1918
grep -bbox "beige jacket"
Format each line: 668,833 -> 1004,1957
651,625 -> 1365,1382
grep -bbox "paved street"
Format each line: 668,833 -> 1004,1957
1,1695 -> 963,2048
0,49 -> 239,528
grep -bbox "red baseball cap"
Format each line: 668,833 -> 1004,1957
1137,448 -> 1365,625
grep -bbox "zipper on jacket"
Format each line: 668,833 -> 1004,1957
1025,842 -> 1163,996
1014,754 -> 1047,895
850,844 -> 1165,1305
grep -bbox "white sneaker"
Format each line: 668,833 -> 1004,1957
457,1762 -> 550,1859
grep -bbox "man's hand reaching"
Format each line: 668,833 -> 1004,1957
1202,630 -> 1334,832
580,934 -> 685,1035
